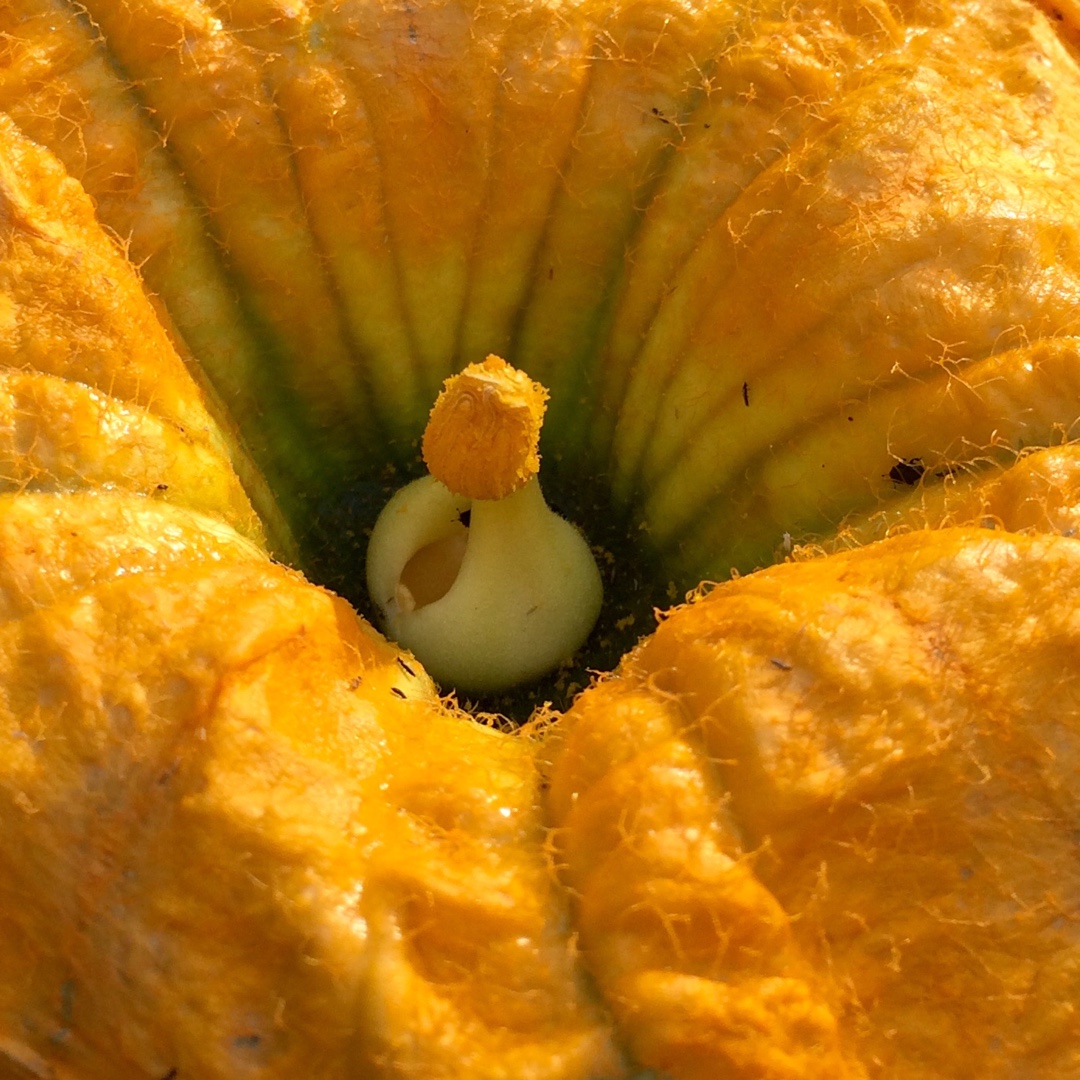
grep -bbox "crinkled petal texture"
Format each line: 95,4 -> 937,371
4,0 -> 1080,576
547,527 -> 1080,1079
3,0 -> 1080,1077
0,120 -> 622,1079
0,498 -> 621,1079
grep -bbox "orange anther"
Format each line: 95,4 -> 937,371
422,355 -> 549,501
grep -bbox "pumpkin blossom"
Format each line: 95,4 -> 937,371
1,0 -> 1080,1076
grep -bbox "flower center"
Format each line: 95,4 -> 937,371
365,357 -> 604,695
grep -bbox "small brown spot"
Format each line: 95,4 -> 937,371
391,687 -> 407,699
742,381 -> 750,407
396,657 -> 416,677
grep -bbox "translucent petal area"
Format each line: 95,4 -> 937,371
584,0 -> 858,460
74,0 -> 373,465
547,527 -> 1080,1079
611,2 -> 1080,576
639,92 -> 1080,505
321,0 -> 517,405
580,0 -> 957,462
602,0 -> 948,495
666,335 -> 1080,576
453,4 -> 593,377
0,511 -> 624,1078
508,0 -> 732,440
205,0 -> 423,437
